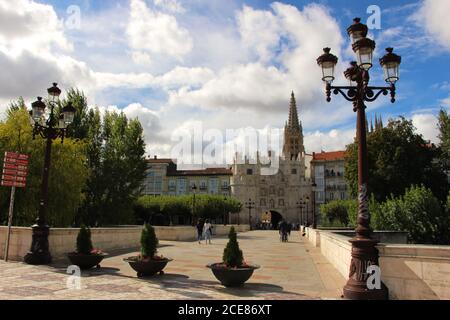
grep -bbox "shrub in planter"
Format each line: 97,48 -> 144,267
207,227 -> 259,287
124,223 -> 172,277
67,225 -> 106,270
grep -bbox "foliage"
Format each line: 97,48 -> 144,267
438,109 -> 450,160
76,225 -> 93,254
222,227 -> 244,267
140,224 -> 158,258
345,117 -> 448,202
65,89 -> 147,226
377,185 -> 449,244
0,106 -> 88,227
134,195 -> 242,225
320,199 -> 356,227
319,187 -> 449,244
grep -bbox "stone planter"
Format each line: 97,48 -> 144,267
67,252 -> 106,270
207,263 -> 260,287
124,257 -> 172,277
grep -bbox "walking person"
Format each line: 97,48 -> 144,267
196,218 -> 204,244
203,219 -> 213,244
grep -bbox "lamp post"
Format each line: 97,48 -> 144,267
223,196 -> 227,226
191,184 -> 197,226
24,83 -> 76,265
296,201 -> 302,226
317,18 -> 401,300
312,183 -> 317,229
244,199 -> 255,230
304,196 -> 310,226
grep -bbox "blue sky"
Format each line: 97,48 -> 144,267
0,0 -> 449,158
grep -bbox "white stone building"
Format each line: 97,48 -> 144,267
230,93 -> 313,227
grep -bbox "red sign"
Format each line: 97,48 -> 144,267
1,152 -> 29,188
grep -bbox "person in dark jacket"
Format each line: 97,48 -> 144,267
279,220 -> 288,242
196,219 -> 204,244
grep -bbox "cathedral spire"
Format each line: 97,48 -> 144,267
287,91 -> 300,129
283,91 -> 304,161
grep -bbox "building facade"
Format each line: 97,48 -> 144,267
310,151 -> 349,221
142,157 -> 232,197
230,92 -> 313,227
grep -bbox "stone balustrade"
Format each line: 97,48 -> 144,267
303,227 -> 450,300
0,224 -> 250,262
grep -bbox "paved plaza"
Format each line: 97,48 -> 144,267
0,231 -> 345,300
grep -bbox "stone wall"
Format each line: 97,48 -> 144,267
0,224 -> 250,262
304,227 -> 450,300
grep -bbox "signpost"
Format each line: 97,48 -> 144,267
2,152 -> 29,261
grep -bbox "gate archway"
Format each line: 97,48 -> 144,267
270,211 -> 283,230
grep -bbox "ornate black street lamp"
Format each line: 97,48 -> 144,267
24,83 -> 76,265
244,199 -> 255,230
223,196 -> 227,226
311,183 -> 317,228
317,18 -> 401,300
304,196 -> 310,225
296,201 -> 302,225
191,184 -> 197,226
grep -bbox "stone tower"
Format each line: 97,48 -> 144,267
283,92 -> 305,160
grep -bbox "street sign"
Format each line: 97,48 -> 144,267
1,152 -> 29,188
2,151 -> 29,261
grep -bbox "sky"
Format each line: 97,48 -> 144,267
0,0 -> 449,165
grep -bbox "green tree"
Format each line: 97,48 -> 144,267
320,200 -> 351,226
345,117 -> 448,202
61,88 -> 90,140
379,185 -> 449,244
140,223 -> 158,258
0,106 -> 88,227
222,226 -> 244,267
438,109 -> 450,159
62,89 -> 147,226
135,195 -> 242,225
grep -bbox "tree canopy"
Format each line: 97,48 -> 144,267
0,105 -> 88,227
345,117 -> 448,202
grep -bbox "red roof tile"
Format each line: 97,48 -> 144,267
312,151 -> 346,161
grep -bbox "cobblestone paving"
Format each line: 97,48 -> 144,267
0,231 -> 345,300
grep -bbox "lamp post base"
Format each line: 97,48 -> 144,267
343,237 -> 389,300
24,224 -> 52,265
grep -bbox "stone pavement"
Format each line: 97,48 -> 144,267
0,230 -> 346,300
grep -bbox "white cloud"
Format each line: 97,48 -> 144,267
127,0 -> 193,62
168,3 -> 344,115
237,5 -> 281,63
0,0 -> 72,55
304,129 -> 355,153
441,96 -> 450,108
412,113 -> 439,144
415,0 -> 450,52
154,0 -> 185,14
95,66 -> 214,90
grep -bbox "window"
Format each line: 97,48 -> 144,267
341,192 -> 346,200
247,169 -> 253,175
269,199 -> 275,208
269,186 -> 275,195
260,199 -> 267,206
209,178 -> 219,194
278,188 -> 284,196
260,188 -> 267,196
278,199 -> 285,206
292,168 -> 297,174
177,178 -> 187,195
168,180 -> 176,192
